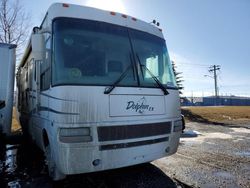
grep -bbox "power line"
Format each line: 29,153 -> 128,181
176,62 -> 210,67
220,84 -> 250,88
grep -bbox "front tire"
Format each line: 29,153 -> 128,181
45,144 -> 66,181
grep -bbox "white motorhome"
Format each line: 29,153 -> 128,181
0,43 -> 16,136
16,3 -> 183,180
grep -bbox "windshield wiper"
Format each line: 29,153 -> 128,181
136,54 -> 169,95
104,64 -> 132,94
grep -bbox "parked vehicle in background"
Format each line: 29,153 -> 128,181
16,3 -> 183,180
0,43 -> 16,136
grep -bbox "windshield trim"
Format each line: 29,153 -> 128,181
52,83 -> 179,90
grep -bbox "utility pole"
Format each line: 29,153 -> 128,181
208,65 -> 220,105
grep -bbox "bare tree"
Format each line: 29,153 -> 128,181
0,0 -> 30,57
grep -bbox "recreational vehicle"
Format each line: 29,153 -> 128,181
0,43 -> 16,136
16,3 -> 183,180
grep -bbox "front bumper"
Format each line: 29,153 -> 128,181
55,132 -> 181,175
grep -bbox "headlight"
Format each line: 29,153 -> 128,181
173,120 -> 183,132
59,127 -> 92,143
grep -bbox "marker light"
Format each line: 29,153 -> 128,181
132,17 -> 137,21
62,3 -> 69,8
110,11 -> 116,15
122,14 -> 127,18
173,120 -> 183,132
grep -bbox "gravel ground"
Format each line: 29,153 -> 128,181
154,122 -> 250,188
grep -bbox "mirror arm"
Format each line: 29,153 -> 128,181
33,26 -> 51,34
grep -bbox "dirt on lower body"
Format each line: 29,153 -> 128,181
0,134 -> 188,188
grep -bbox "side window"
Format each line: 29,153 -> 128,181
28,59 -> 34,89
25,65 -> 28,82
40,35 -> 51,91
34,61 -> 36,81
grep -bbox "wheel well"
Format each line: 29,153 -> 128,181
43,130 -> 49,147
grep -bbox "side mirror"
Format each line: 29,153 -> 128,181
31,34 -> 45,60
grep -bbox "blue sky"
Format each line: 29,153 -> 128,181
22,0 -> 250,97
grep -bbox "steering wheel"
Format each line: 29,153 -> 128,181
69,68 -> 82,78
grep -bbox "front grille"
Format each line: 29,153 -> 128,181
97,121 -> 171,141
99,137 -> 169,150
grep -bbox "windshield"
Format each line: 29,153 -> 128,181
52,18 -> 177,88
